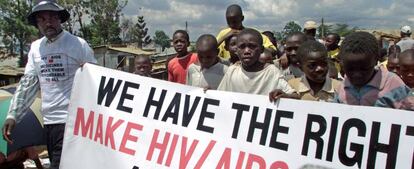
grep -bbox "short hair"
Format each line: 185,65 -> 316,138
286,32 -> 308,42
196,34 -> 218,49
226,4 -> 243,16
135,55 -> 152,63
297,40 -> 327,63
237,28 -> 263,46
327,33 -> 340,43
173,30 -> 189,42
339,32 -> 379,61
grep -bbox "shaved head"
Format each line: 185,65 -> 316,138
225,4 -> 244,29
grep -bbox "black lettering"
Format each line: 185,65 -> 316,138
339,118 -> 366,168
116,81 -> 140,113
182,95 -> 201,127
231,103 -> 250,139
406,126 -> 414,169
326,117 -> 339,162
270,110 -> 293,151
143,87 -> 167,119
247,107 -> 271,145
197,98 -> 219,133
367,123 -> 400,169
301,114 -> 326,159
97,76 -> 123,107
161,93 -> 181,124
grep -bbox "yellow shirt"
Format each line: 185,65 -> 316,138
328,48 -> 341,73
216,27 -> 276,60
288,76 -> 340,102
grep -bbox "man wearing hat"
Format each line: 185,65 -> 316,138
397,25 -> 414,52
303,20 -> 325,44
2,1 -> 96,168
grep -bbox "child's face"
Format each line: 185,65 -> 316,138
325,35 -> 338,50
226,15 -> 243,30
225,36 -> 238,58
197,43 -> 218,69
399,57 -> 414,88
285,35 -> 303,66
301,52 -> 328,83
236,34 -> 263,67
172,33 -> 189,55
386,57 -> 400,75
341,53 -> 377,88
134,58 -> 152,76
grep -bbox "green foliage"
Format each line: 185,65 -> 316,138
317,24 -> 333,38
0,0 -> 38,67
130,16 -> 152,48
153,30 -> 170,51
87,0 -> 127,46
275,21 -> 302,41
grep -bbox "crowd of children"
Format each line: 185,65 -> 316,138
133,4 -> 414,111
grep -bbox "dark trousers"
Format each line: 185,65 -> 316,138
44,124 -> 65,169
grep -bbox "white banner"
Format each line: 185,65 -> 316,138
60,64 -> 414,169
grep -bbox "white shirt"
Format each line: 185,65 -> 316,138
397,37 -> 414,52
25,30 -> 97,124
186,62 -> 228,90
217,64 -> 295,95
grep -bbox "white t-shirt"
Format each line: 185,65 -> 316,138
25,31 -> 97,124
396,37 -> 414,52
217,64 -> 295,95
186,62 -> 228,90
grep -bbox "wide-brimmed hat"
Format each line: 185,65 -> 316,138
27,0 -> 70,26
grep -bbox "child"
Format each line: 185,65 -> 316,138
386,53 -> 400,75
334,32 -> 411,108
168,30 -> 198,84
134,55 -> 152,77
259,48 -> 274,64
276,32 -> 306,80
217,28 -> 298,100
288,40 -> 341,102
224,33 -> 240,65
399,49 -> 414,88
186,34 -> 228,90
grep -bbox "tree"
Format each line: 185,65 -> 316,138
333,24 -> 357,37
0,0 -> 38,67
130,16 -> 152,48
57,0 -> 90,38
87,0 -> 128,46
153,30 -> 170,51
278,21 -> 302,41
317,24 -> 333,39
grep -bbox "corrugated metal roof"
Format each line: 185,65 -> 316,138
0,66 -> 24,76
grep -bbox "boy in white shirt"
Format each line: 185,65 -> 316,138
217,28 -> 299,101
186,34 -> 228,90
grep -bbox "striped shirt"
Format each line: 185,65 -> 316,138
333,67 -> 411,108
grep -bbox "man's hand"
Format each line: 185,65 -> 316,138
2,119 -> 16,144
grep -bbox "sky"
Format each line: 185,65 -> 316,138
121,0 -> 414,41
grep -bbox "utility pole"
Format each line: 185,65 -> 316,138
321,17 -> 325,39
185,21 -> 188,32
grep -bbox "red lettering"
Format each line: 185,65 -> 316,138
270,161 -> 289,169
119,122 -> 143,156
73,107 -> 94,139
105,117 -> 124,150
179,137 -> 199,169
146,129 -> 170,164
235,151 -> 246,169
216,148 -> 232,169
195,140 -> 216,169
246,154 -> 266,169
94,114 -> 104,144
165,134 -> 179,167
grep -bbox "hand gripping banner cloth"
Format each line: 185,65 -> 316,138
60,63 -> 414,169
